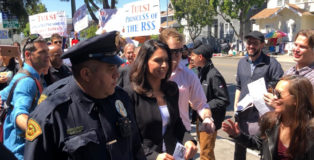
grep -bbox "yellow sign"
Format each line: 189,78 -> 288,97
25,118 -> 42,141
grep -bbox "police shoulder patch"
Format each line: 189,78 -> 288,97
37,94 -> 47,105
25,118 -> 42,141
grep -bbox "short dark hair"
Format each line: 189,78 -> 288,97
22,35 -> 46,59
51,33 -> 62,41
71,60 -> 99,80
295,29 -> 314,49
130,40 -> 172,96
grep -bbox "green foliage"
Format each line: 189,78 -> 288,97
150,35 -> 159,40
1,0 -> 46,33
211,0 -> 265,39
26,2 -> 47,15
171,0 -> 216,42
23,23 -> 30,37
80,24 -> 98,39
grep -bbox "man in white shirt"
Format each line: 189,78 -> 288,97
159,28 -> 215,133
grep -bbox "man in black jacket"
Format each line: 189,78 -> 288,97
190,41 -> 230,160
234,31 -> 283,160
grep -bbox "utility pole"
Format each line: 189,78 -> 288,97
166,0 -> 168,27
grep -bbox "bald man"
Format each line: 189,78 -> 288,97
44,45 -> 72,86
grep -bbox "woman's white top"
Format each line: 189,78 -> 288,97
159,105 -> 170,152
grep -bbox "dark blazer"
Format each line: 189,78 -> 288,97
234,120 -> 314,160
198,62 -> 230,130
125,81 -> 196,160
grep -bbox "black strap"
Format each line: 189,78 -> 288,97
5,69 -> 40,111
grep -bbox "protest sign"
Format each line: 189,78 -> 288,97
96,9 -> 123,35
96,0 -> 160,37
73,4 -> 88,32
122,0 -> 160,37
29,11 -> 67,38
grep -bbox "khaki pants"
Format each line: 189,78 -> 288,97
197,120 -> 217,160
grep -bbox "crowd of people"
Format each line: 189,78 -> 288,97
0,27 -> 312,160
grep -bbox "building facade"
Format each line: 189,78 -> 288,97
251,0 -> 314,42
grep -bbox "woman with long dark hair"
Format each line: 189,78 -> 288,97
223,75 -> 314,159
0,50 -> 21,90
125,40 -> 197,160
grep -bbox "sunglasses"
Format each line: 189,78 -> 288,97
22,34 -> 41,54
170,48 -> 184,55
273,89 -> 282,99
53,40 -> 62,44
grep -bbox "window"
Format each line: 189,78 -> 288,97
265,24 -> 274,33
277,0 -> 283,6
224,23 -> 229,35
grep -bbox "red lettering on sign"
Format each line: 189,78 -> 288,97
131,4 -> 150,14
37,14 -> 57,22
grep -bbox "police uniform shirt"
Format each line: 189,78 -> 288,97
24,77 -> 146,160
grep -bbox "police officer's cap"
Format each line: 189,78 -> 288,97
192,40 -> 214,60
61,31 -> 124,65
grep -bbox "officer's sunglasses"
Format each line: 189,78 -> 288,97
170,48 -> 184,55
22,34 -> 41,54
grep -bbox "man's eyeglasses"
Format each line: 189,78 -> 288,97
53,41 -> 62,44
246,41 -> 260,46
170,48 -> 184,55
273,89 -> 282,99
22,34 -> 41,53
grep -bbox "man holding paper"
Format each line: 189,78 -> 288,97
233,31 -> 284,160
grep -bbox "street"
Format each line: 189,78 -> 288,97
191,56 -> 295,160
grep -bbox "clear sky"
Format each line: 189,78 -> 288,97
41,0 -> 169,18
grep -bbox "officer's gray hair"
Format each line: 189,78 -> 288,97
123,43 -> 135,52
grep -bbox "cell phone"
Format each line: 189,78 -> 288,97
0,45 -> 20,57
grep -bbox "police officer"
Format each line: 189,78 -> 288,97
24,31 -> 146,160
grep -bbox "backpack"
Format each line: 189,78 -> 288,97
0,70 -> 42,143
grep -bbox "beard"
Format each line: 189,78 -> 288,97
248,48 -> 261,57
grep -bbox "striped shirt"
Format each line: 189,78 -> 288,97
285,63 -> 314,91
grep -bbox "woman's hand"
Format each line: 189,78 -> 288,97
184,141 -> 197,160
264,93 -> 276,108
156,153 -> 174,160
222,119 -> 241,137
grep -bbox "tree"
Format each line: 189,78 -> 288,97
172,0 -> 216,42
0,0 -> 41,28
211,0 -> 265,41
80,24 -> 98,39
60,0 -> 117,24
0,0 -> 47,34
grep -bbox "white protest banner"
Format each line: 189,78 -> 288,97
122,0 -> 161,37
29,11 -> 67,38
73,4 -> 88,32
96,9 -> 123,35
